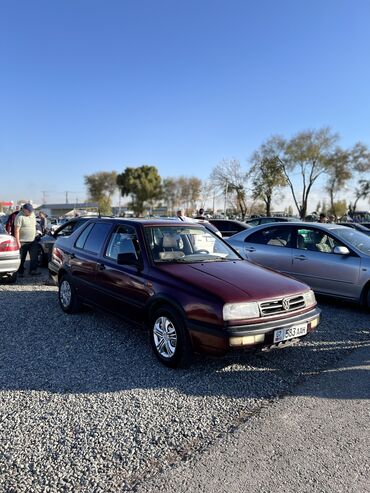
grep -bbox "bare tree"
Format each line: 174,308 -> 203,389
324,148 -> 352,215
352,180 -> 370,212
267,128 -> 339,219
210,159 -> 249,218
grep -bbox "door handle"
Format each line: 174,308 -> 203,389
98,263 -> 105,270
245,247 -> 256,253
294,255 -> 307,261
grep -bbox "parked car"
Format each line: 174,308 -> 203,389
245,217 -> 301,226
226,222 -> 370,306
208,219 -> 252,237
337,222 -> 370,236
38,216 -> 93,266
0,223 -> 20,283
51,218 -> 320,367
359,222 -> 370,230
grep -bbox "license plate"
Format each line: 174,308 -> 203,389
273,323 -> 307,343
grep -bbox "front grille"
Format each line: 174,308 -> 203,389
259,295 -> 305,317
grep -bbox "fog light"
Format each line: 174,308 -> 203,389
310,317 -> 319,329
229,334 -> 265,347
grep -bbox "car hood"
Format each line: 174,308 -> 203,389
158,260 -> 309,303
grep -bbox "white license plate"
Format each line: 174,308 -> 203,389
273,323 -> 307,343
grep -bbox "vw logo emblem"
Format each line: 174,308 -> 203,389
282,298 -> 290,311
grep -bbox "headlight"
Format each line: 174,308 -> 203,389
303,290 -> 316,307
223,302 -> 260,321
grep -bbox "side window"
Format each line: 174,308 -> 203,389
296,228 -> 338,253
105,225 -> 141,261
83,223 -> 112,254
246,227 -> 292,247
56,223 -> 74,236
75,223 -> 94,249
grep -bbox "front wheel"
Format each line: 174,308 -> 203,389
58,275 -> 81,313
150,306 -> 193,368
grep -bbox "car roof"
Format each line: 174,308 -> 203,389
248,221 -> 349,229
87,217 -> 207,228
230,221 -> 351,238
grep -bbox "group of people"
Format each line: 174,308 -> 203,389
176,208 -> 206,221
318,213 -> 336,223
5,204 -> 46,277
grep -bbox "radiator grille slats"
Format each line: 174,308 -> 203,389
259,295 -> 305,316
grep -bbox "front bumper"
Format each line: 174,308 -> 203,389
188,306 -> 321,354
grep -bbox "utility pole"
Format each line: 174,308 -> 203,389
41,191 -> 50,204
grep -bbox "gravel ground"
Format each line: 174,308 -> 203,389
0,266 -> 369,492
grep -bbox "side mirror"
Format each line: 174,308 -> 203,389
117,252 -> 141,268
333,246 -> 350,255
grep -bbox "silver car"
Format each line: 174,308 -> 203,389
0,223 -> 20,283
226,222 -> 370,307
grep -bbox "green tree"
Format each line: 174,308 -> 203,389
332,200 -> 347,218
84,171 -> 117,215
249,152 -> 286,216
117,166 -> 162,216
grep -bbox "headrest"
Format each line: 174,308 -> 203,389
162,234 -> 178,248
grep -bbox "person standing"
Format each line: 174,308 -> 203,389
319,213 -> 327,223
195,208 -> 206,220
14,203 -> 41,276
5,205 -> 20,236
38,211 -> 48,234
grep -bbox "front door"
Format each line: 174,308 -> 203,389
94,224 -> 151,322
291,227 -> 361,299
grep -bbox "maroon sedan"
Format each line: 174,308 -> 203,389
50,219 -> 320,367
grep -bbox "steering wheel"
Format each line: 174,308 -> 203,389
193,249 -> 209,254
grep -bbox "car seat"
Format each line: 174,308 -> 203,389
297,234 -> 306,249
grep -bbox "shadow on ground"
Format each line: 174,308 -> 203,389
0,286 -> 369,400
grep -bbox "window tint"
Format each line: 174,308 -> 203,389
57,222 -> 75,236
247,227 -> 292,247
75,223 -> 94,249
82,223 -> 112,254
214,221 -> 229,231
296,228 -> 341,253
105,225 -> 141,260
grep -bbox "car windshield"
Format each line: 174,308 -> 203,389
333,228 -> 370,256
145,225 -> 240,263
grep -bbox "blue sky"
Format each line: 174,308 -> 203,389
1,0 -> 370,209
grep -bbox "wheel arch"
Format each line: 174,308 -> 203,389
145,295 -> 188,325
360,280 -> 370,306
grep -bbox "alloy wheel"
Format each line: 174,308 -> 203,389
153,316 -> 178,358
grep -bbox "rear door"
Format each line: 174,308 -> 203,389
69,222 -> 113,299
243,225 -> 294,274
291,226 -> 361,298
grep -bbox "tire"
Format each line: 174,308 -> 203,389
7,272 -> 17,284
38,246 -> 47,267
58,274 -> 81,313
149,306 -> 193,368
1,272 -> 17,284
366,287 -> 370,311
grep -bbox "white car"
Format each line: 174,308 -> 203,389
0,223 -> 20,283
